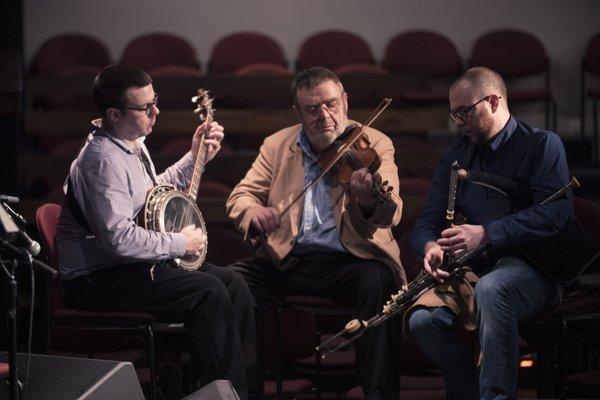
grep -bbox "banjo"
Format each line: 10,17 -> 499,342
140,89 -> 214,270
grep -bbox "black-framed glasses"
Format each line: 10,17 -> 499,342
297,97 -> 343,119
121,93 -> 158,117
449,95 -> 497,124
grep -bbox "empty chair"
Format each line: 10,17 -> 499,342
31,33 -> 111,76
209,32 -> 288,74
334,63 -> 390,107
334,63 -> 389,76
258,306 -> 317,399
470,29 -> 556,129
383,30 -> 462,105
235,63 -> 292,77
518,196 -> 600,399
121,33 -> 200,76
581,32 -> 600,163
297,30 -> 375,71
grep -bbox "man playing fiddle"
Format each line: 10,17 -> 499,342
226,66 -> 406,400
409,67 -> 571,400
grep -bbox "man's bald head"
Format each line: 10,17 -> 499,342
449,67 -> 511,144
451,67 -> 508,106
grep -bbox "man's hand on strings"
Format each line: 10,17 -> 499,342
437,224 -> 488,254
191,120 -> 225,162
181,224 -> 207,256
350,167 -> 378,210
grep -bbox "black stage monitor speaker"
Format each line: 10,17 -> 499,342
0,352 -> 144,400
183,380 -> 240,400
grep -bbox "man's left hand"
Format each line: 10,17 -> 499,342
349,167 -> 377,210
191,120 -> 225,162
437,224 -> 489,254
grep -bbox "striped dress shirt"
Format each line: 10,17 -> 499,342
56,121 -> 195,280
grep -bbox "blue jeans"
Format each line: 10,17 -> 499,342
408,257 -> 559,400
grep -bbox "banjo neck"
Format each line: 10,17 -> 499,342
188,88 -> 215,201
187,114 -> 212,200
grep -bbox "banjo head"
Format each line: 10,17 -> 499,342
144,187 -> 207,271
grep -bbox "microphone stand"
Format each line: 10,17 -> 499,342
1,240 -> 57,400
0,202 -> 27,228
1,256 -> 21,400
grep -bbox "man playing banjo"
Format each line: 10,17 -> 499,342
55,64 -> 255,399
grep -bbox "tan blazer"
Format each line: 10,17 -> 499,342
226,123 -> 407,286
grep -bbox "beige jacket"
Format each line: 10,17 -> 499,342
226,123 -> 407,286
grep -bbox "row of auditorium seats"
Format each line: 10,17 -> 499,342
29,29 -> 599,81
28,29 -> 600,135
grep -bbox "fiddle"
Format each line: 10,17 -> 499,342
269,98 -> 397,223
317,125 -> 394,203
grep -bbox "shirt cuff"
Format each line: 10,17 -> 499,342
359,200 -> 396,227
483,220 -> 509,248
169,232 -> 188,257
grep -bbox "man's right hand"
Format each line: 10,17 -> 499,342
181,225 -> 207,256
423,241 -> 449,283
251,206 -> 281,235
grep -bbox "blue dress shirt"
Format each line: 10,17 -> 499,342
411,116 -> 573,273
291,129 -> 347,255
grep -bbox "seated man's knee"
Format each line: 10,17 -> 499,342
191,273 -> 230,303
409,307 -> 457,335
474,273 -> 511,311
229,269 -> 252,295
408,308 -> 434,335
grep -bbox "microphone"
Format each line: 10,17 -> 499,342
17,231 -> 41,256
0,195 -> 19,204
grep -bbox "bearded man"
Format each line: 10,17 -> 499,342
226,66 -> 406,400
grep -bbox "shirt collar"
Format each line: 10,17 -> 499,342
486,115 -> 516,153
90,119 -> 145,155
296,127 -> 318,161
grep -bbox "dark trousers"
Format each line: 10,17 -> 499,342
230,252 -> 400,400
60,262 -> 256,399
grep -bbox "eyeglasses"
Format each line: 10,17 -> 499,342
121,93 -> 158,117
449,95 -> 497,124
298,98 -> 343,119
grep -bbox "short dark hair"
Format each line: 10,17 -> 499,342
452,67 -> 508,101
291,66 -> 344,104
93,64 -> 152,115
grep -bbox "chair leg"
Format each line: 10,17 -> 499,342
593,100 -> 598,164
558,317 -> 568,400
314,332 -> 322,400
256,310 -> 265,399
146,324 -> 157,400
581,65 -> 586,141
275,305 -> 284,400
